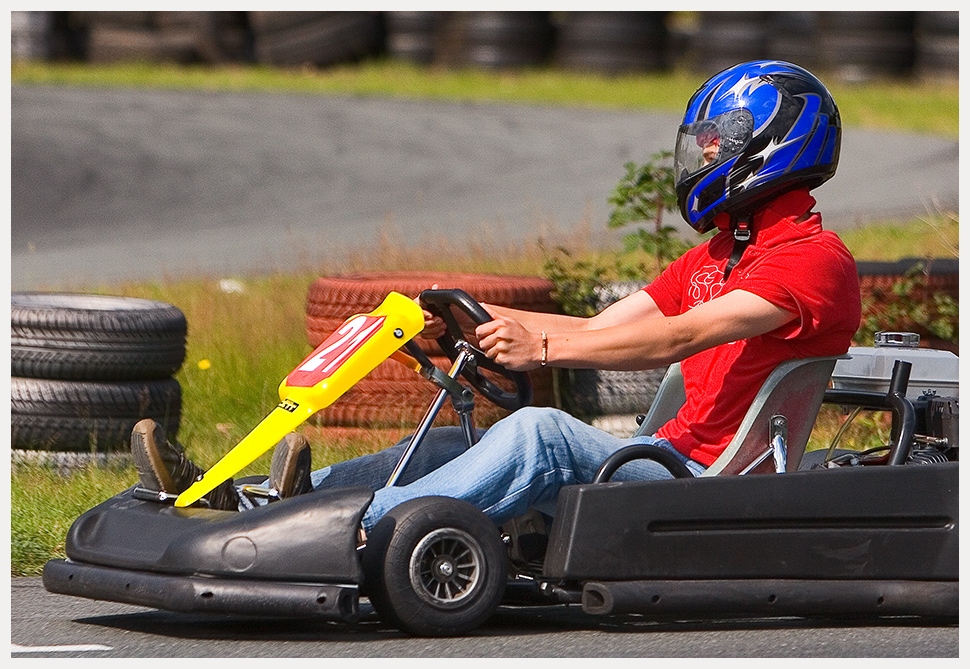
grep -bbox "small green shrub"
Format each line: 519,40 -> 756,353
544,151 -> 701,315
607,151 -> 693,275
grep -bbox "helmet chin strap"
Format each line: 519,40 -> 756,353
724,213 -> 753,281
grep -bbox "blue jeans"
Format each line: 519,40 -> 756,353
311,407 -> 705,532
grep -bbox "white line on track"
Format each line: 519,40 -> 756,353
12,643 -> 113,653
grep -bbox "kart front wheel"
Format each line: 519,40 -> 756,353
363,496 -> 507,637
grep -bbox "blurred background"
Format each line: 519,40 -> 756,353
10,10 -> 959,83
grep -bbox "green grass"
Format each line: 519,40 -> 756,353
12,59 -> 959,137
835,211 -> 959,261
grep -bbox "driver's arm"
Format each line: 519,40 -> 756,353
483,288 -> 665,333
476,289 -> 796,372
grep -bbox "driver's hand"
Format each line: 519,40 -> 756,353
475,305 -> 542,371
413,285 -> 446,339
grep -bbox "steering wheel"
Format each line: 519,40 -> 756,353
418,289 -> 533,411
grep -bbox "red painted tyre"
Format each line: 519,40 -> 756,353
305,272 -> 560,427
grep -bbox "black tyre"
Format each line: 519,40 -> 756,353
11,293 -> 187,381
363,496 -> 508,637
555,11 -> 668,74
816,11 -> 916,82
385,11 -> 439,64
11,377 -> 182,452
249,12 -> 383,67
435,11 -> 554,69
690,12 -> 768,76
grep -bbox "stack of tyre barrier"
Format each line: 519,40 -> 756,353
764,12 -> 820,70
11,294 -> 186,472
914,11 -> 959,82
565,281 -> 667,437
18,11 -> 960,85
816,11 -> 917,83
11,11 -> 55,61
686,12 -> 768,77
433,12 -> 555,70
247,11 -> 383,67
71,11 -> 251,64
554,11 -> 668,74
384,11 -> 439,65
304,272 -> 560,430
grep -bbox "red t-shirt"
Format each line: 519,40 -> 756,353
644,189 -> 861,467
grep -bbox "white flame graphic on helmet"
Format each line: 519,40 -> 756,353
724,71 -> 773,100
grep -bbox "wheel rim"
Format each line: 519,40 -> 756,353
409,527 -> 485,609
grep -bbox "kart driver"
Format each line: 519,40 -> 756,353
131,60 -> 862,532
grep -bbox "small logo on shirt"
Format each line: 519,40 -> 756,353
688,265 -> 726,308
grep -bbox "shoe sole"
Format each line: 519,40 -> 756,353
270,433 -> 310,498
131,418 -> 177,493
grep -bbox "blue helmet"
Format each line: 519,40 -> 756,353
674,60 -> 841,233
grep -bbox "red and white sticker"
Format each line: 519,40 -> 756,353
286,314 -> 386,388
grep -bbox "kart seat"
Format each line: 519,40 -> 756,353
630,356 -> 843,475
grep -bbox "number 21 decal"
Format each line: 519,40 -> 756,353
285,314 -> 386,388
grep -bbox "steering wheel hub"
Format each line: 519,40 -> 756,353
418,288 -> 533,411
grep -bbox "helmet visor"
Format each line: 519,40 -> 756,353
675,109 -> 754,183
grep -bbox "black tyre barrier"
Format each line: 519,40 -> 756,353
11,449 -> 133,476
568,368 -> 666,418
248,11 -> 383,67
566,282 -> 667,418
11,377 -> 182,453
435,11 -> 555,69
385,11 -> 438,64
554,11 -> 668,74
816,11 -> 916,82
74,11 -> 250,64
70,11 -> 156,29
914,11 -> 959,81
689,12 -> 769,76
11,293 -> 187,381
11,11 -> 55,61
765,11 -> 819,70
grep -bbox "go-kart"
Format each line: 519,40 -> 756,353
43,289 -> 958,636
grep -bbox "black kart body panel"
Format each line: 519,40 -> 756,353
62,485 -> 373,581
43,485 -> 374,620
544,463 -> 958,582
542,463 -> 958,618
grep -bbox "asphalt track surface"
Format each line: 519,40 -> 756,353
10,85 -> 959,291
10,578 -> 959,658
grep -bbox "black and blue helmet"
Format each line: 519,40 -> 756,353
674,60 -> 842,233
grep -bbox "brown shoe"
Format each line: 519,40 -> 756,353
130,418 -> 239,511
269,433 -> 312,499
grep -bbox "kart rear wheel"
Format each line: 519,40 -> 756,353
363,496 -> 507,637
